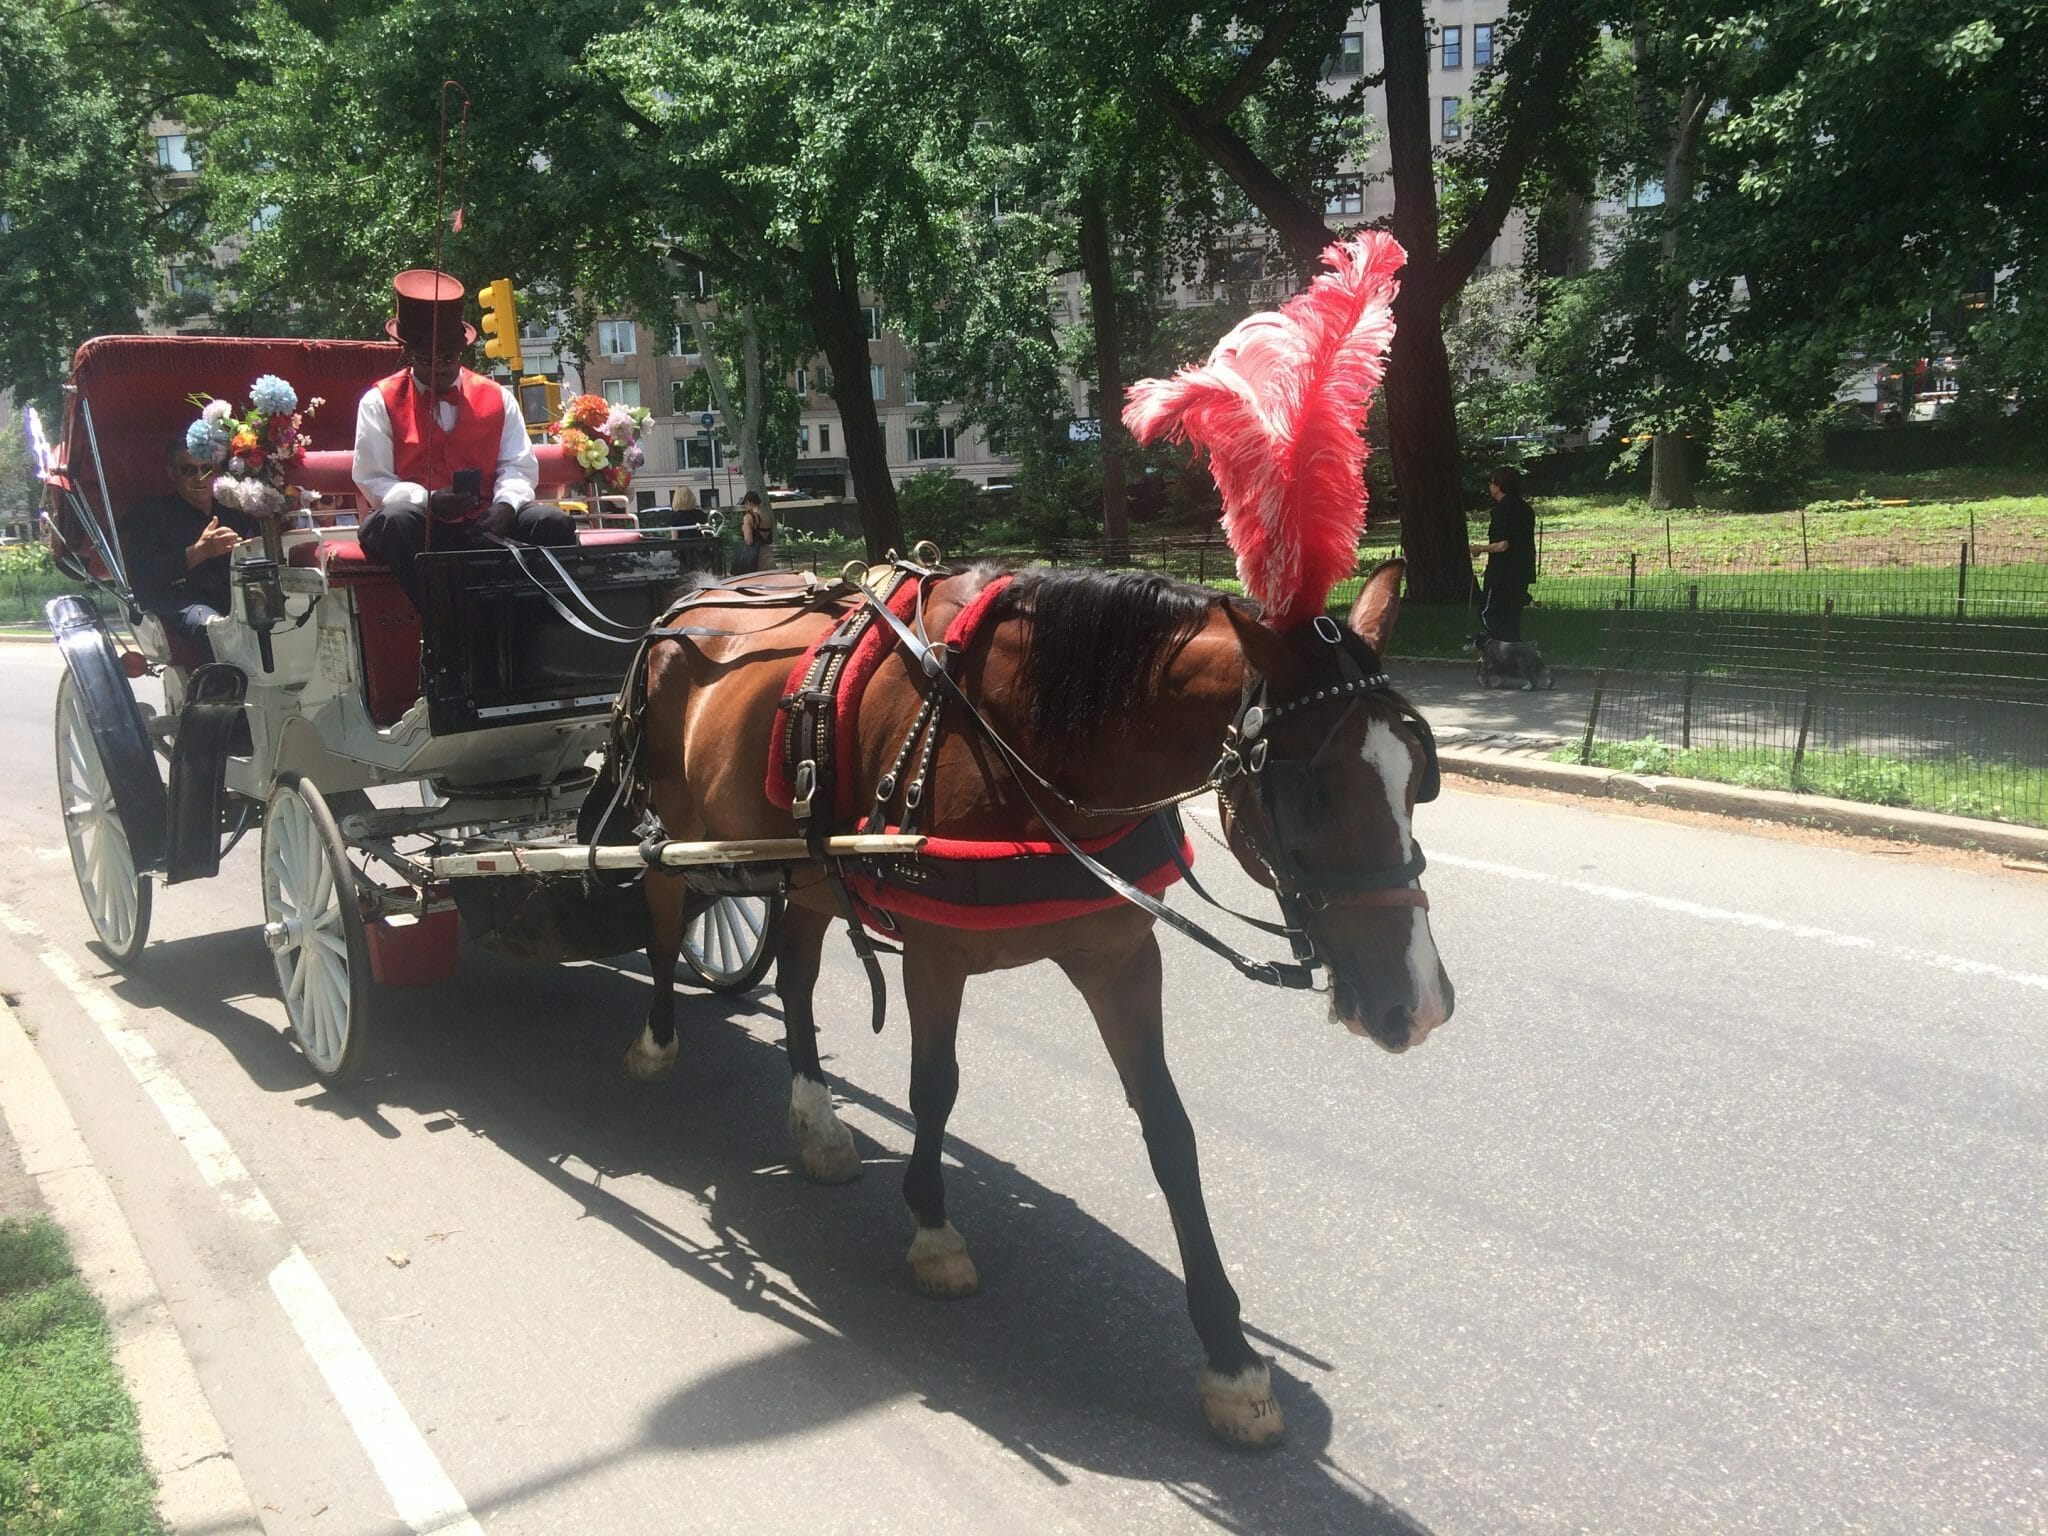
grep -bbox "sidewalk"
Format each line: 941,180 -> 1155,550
1388,654 -> 2048,863
0,997 -> 264,1534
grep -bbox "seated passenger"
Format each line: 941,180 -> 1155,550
124,437 -> 259,662
355,267 -> 576,611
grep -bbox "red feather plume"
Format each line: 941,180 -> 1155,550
1123,232 -> 1403,628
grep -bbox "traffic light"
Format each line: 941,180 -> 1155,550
517,376 -> 561,439
477,278 -> 522,372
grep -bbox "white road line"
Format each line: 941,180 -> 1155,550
270,1250 -> 485,1536
0,900 -> 485,1536
1179,802 -> 2048,993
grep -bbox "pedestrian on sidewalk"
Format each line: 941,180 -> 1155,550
1468,464 -> 1552,689
1471,463 -> 1536,643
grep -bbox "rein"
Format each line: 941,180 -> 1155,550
848,567 -> 1439,990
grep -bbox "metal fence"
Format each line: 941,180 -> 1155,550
1578,604 -> 2048,829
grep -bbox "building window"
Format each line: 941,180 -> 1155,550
869,363 -> 886,399
908,424 -> 958,461
1441,26 -> 1462,69
167,267 -> 214,299
1323,177 -> 1364,217
155,134 -> 194,172
676,435 -> 723,471
861,306 -> 882,340
1441,97 -> 1462,142
635,489 -> 658,513
250,203 -> 281,233
597,320 -> 636,357
793,367 -> 808,395
601,378 -> 641,407
1474,24 -> 1493,67
818,424 -> 831,453
797,425 -> 811,453
905,370 -> 922,404
1329,32 -> 1363,77
670,326 -> 690,356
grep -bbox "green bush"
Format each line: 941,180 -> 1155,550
1707,399 -> 1818,510
896,469 -> 984,555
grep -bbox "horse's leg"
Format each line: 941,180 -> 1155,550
901,942 -> 978,1297
1061,932 -> 1284,1450
780,902 -> 860,1184
625,873 -> 689,1081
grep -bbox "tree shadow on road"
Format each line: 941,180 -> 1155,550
113,927 -> 1436,1536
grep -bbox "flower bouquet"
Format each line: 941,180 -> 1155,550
554,392 -> 649,502
184,375 -> 323,518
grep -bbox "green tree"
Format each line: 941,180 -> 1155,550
0,1 -> 163,409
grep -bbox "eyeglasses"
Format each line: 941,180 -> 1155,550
174,462 -> 211,478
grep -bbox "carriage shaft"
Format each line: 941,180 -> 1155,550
426,833 -> 926,881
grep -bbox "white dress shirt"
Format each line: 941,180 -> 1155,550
353,374 -> 539,513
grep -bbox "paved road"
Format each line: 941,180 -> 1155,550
2,640 -> 2044,1535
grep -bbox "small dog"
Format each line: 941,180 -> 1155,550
1477,639 -> 1554,691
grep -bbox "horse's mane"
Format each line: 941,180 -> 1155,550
989,565 -> 1225,754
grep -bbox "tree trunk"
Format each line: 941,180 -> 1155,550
739,302 -> 766,502
1647,72 -> 1706,511
1383,293 -> 1471,600
1078,187 -> 1129,557
801,234 -> 904,560
1379,0 -> 1474,600
678,291 -> 761,498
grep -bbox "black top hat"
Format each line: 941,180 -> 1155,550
386,268 -> 477,348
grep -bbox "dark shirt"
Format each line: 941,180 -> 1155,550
124,494 -> 258,616
1486,493 -> 1537,588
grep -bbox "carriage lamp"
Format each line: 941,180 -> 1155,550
236,556 -> 287,672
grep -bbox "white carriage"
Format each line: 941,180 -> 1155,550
38,335 -> 779,1084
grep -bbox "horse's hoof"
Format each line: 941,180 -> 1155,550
907,1221 -> 980,1297
1198,1362 -> 1286,1451
623,1027 -> 679,1083
800,1139 -> 862,1184
788,1078 -> 860,1183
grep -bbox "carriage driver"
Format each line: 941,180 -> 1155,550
354,267 -> 577,610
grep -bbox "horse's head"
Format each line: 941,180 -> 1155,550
1219,560 -> 1453,1053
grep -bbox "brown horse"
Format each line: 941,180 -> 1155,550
621,557 -> 1452,1448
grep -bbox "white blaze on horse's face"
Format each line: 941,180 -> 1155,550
1347,718 -> 1452,1049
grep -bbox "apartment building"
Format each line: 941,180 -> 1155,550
575,308 -> 1016,516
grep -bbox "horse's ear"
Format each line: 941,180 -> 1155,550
1347,559 -> 1404,654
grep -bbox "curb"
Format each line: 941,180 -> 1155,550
1440,744 -> 2048,862
0,999 -> 265,1536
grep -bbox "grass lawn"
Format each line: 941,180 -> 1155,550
1562,738 -> 2048,830
0,1218 -> 164,1535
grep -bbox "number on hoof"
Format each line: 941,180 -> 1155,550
623,1025 -> 679,1082
907,1221 -> 980,1298
787,1077 -> 860,1184
1197,1362 -> 1286,1451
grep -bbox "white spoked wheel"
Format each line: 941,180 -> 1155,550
681,894 -> 781,994
54,671 -> 152,966
261,773 -> 372,1084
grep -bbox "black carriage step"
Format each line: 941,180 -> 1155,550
164,663 -> 248,885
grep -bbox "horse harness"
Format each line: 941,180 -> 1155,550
600,557 -> 1440,1015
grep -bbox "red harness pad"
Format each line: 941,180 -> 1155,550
763,570 -> 1192,929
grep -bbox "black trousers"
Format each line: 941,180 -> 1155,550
359,502 -> 578,611
1480,578 -> 1529,643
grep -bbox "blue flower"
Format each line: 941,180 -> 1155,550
185,419 -> 228,461
249,374 -> 298,415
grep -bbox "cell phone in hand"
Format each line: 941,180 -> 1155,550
451,467 -> 482,499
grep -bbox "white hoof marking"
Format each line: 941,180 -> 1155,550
787,1076 -> 860,1183
907,1220 -> 979,1297
1197,1361 -> 1285,1450
623,1024 -> 679,1083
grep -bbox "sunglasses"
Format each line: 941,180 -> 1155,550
174,462 -> 212,478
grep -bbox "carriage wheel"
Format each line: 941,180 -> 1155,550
54,671 -> 152,966
261,774 -> 372,1084
680,894 -> 782,994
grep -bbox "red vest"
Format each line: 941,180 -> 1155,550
374,368 -> 506,510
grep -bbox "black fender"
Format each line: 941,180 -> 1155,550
164,663 -> 247,884
48,595 -> 167,873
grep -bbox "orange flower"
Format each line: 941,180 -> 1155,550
558,426 -> 589,456
231,429 -> 258,453
566,393 -> 610,432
